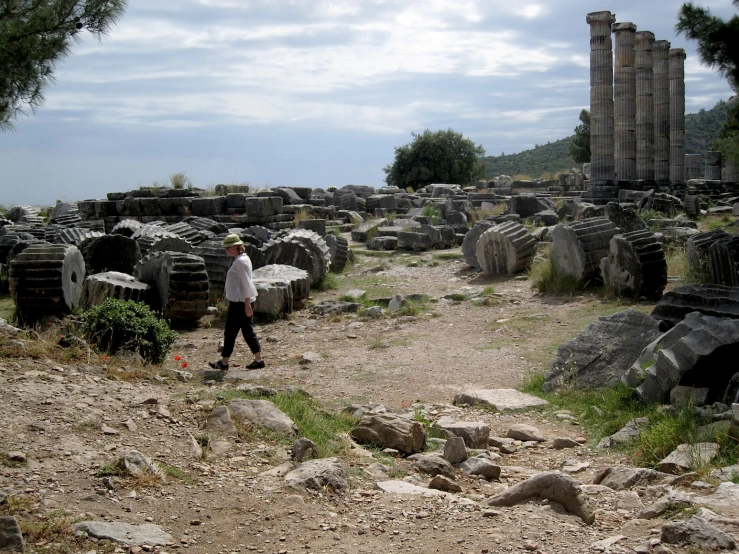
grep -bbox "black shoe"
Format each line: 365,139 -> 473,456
208,360 -> 229,371
246,359 -> 265,370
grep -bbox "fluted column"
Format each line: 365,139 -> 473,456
635,31 -> 655,181
706,151 -> 722,180
653,40 -> 671,183
613,22 -> 637,181
685,154 -> 701,180
722,161 -> 738,183
587,11 -> 616,183
669,48 -> 687,183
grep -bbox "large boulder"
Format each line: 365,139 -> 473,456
228,399 -> 298,435
544,309 -> 662,391
350,413 -> 426,454
284,458 -> 348,493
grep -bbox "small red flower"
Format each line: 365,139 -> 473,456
181,362 -> 189,369
102,355 -> 108,360
174,355 -> 182,361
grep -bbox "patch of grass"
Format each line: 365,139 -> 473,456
159,463 -> 196,484
369,336 -> 415,349
312,273 -> 339,291
95,459 -> 125,477
469,204 -> 506,224
0,452 -> 27,468
0,294 -> 15,323
433,251 -> 463,260
293,208 -> 312,227
421,204 -> 442,224
662,502 -> 698,520
339,292 -> 367,303
216,390 -> 358,457
369,339 -> 389,349
528,252 -> 584,295
700,214 -> 737,234
75,419 -> 100,431
1,494 -> 36,515
520,373 -> 739,472
352,249 -> 396,258
640,209 -> 666,231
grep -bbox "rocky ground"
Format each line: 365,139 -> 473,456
1,244 -> 738,554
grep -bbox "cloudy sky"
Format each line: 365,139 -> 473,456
0,0 -> 735,206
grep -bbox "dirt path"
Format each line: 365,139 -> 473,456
2,245 -> 712,554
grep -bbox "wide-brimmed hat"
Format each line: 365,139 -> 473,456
222,234 -> 244,248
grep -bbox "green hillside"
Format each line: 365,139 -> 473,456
483,99 -> 732,179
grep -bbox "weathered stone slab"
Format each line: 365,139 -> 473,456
597,418 -> 650,448
411,454 -> 455,478
229,399 -> 298,435
544,309 -> 661,391
284,458 -> 348,493
205,406 -> 238,437
0,516 -> 24,552
375,480 -> 453,498
661,516 -> 736,550
694,482 -> 739,517
443,436 -> 468,464
459,457 -> 501,480
351,218 -> 388,242
351,414 -> 426,454
73,522 -> 174,546
592,466 -> 670,490
658,442 -> 719,473
432,417 -> 489,449
453,389 -> 548,411
506,424 -> 544,442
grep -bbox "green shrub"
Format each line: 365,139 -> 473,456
528,255 -> 583,294
82,299 -> 177,364
421,204 -> 442,224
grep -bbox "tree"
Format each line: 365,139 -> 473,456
568,109 -> 590,164
383,129 -> 485,191
676,1 -> 739,91
1,0 -> 127,130
677,2 -> 739,163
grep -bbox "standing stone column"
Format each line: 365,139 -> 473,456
613,22 -> 637,182
587,11 -> 617,184
653,40 -> 671,183
685,154 -> 701,180
635,31 -> 655,181
723,161 -> 739,184
669,48 -> 687,183
705,151 -> 722,180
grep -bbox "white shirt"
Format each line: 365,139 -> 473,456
224,253 -> 258,303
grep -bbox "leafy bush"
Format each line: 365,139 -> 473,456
82,299 -> 177,364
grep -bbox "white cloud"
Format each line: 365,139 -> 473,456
516,4 -> 544,19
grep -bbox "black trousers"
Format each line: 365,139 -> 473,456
222,301 -> 261,358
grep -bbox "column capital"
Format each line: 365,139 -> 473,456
653,40 -> 671,53
587,11 -> 616,25
612,22 -> 636,33
636,31 -> 655,42
669,48 -> 687,60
